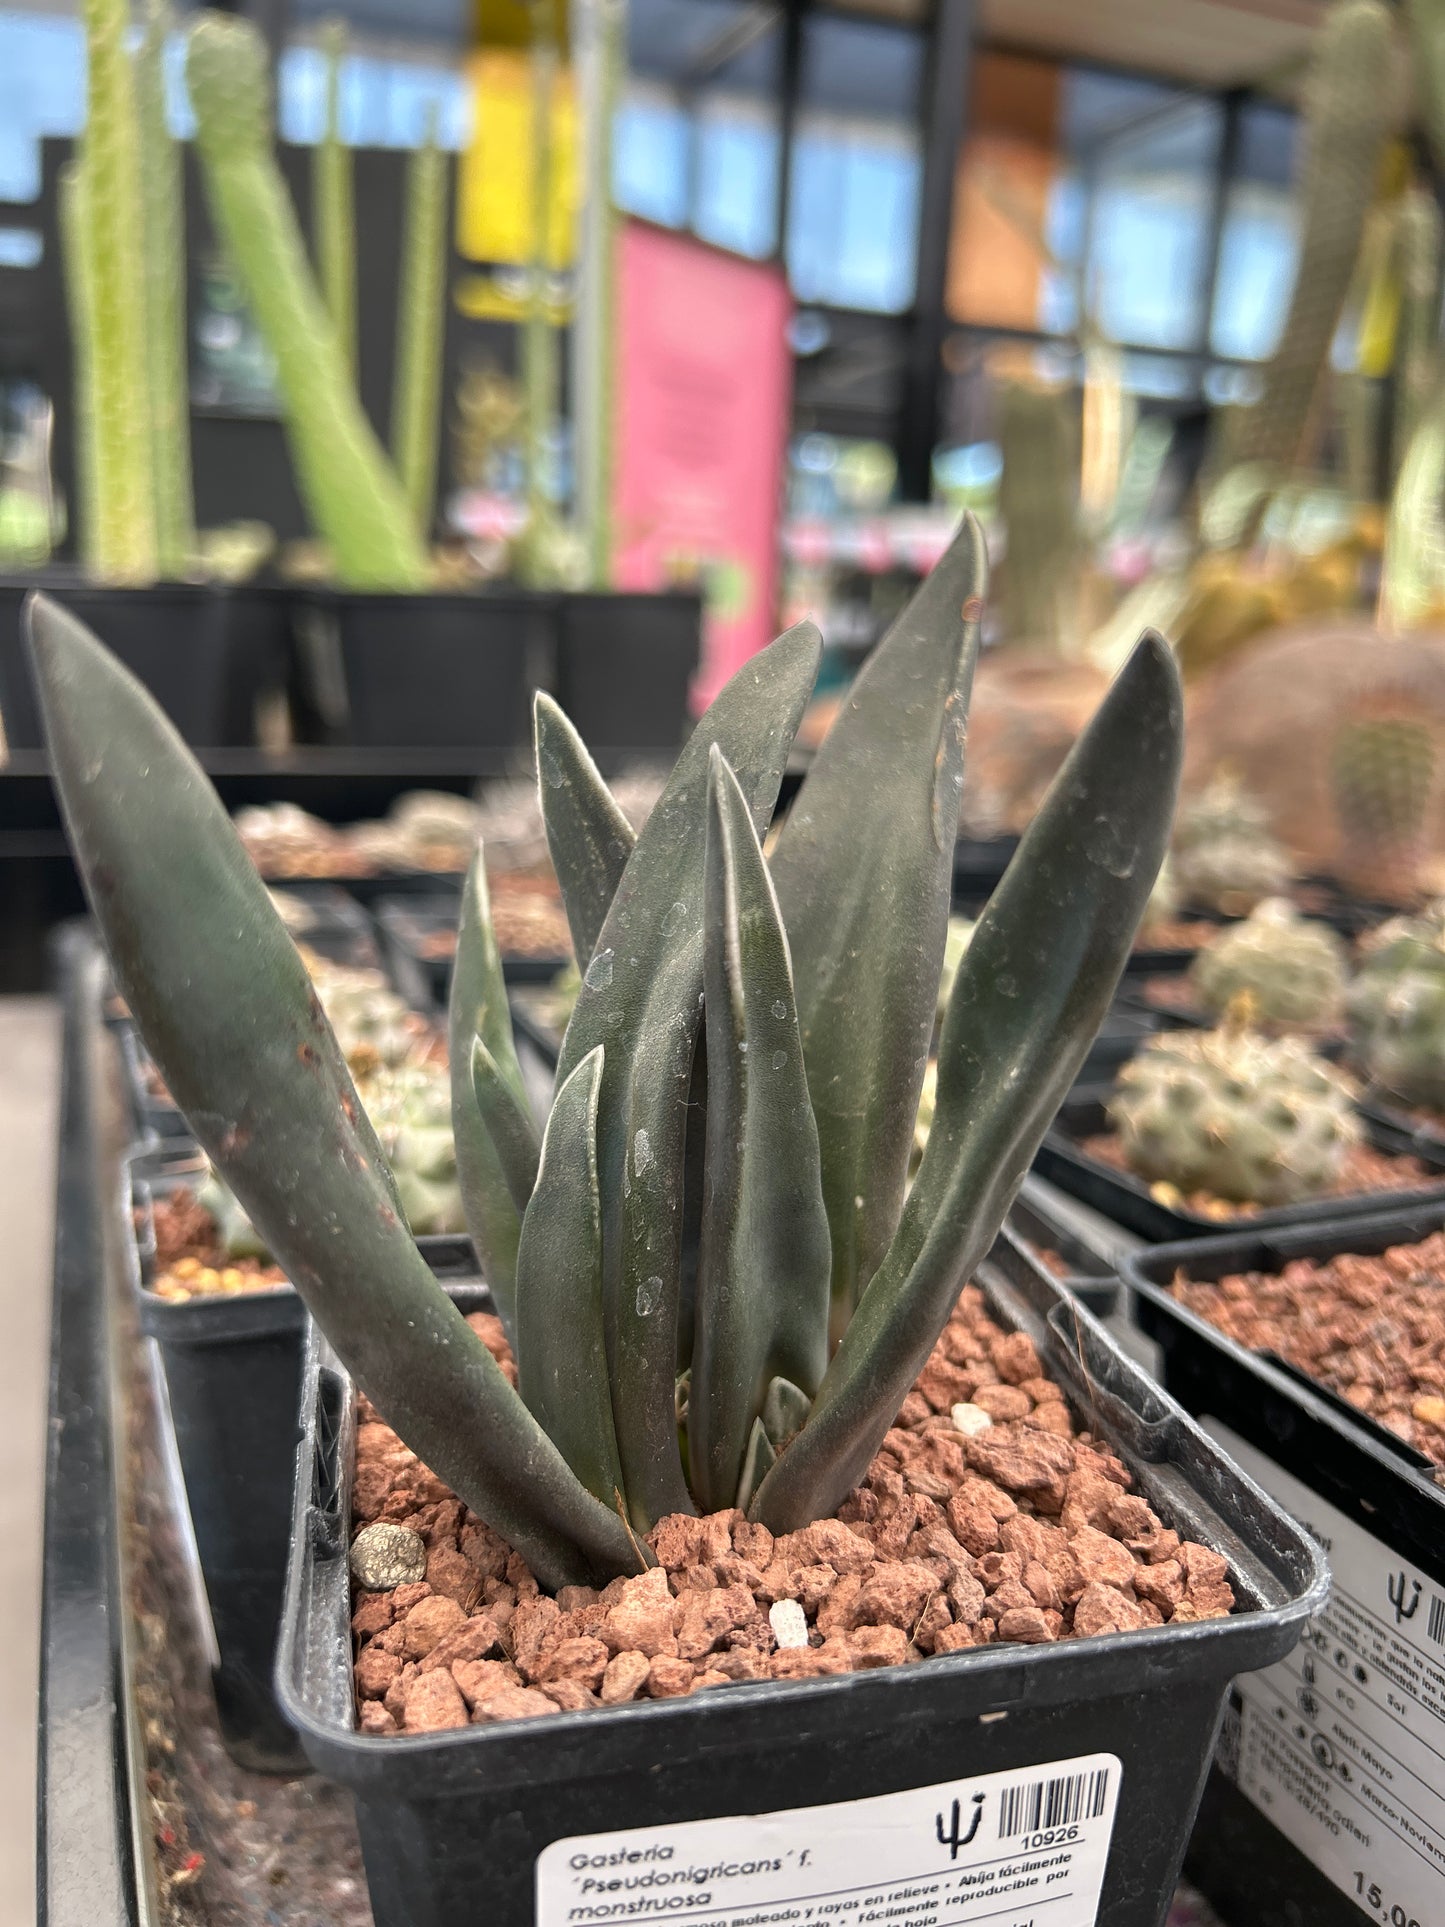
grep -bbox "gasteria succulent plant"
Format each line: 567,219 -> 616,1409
27,517 -> 1182,1588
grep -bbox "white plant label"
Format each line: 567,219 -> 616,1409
536,1750 -> 1122,1927
1204,1418 -> 1445,1927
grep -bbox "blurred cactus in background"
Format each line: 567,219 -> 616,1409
136,0 -> 196,578
313,19 -> 357,378
185,12 -> 428,588
997,378 -> 1081,649
391,106 -> 448,537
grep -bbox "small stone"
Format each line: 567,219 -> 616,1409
400,1594 -> 467,1659
950,1402 -> 993,1437
350,1521 -> 427,1591
769,1599 -> 809,1650
599,1651 -> 651,1704
1413,1394 -> 1445,1428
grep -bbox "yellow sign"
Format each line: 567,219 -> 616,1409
457,48 -> 578,270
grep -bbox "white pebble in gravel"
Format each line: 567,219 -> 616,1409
950,1401 -> 993,1437
769,1599 -> 810,1650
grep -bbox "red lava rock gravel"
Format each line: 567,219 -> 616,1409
350,1287 -> 1235,1735
1169,1233 -> 1445,1467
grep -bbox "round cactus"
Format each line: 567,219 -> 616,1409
305,955 -> 431,1072
1108,1026 -> 1360,1206
361,1061 -> 465,1235
1189,898 -> 1348,1028
1172,773 -> 1293,913
1347,900 -> 1445,1105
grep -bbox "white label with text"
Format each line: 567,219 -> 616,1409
1204,1417 -> 1445,1927
536,1751 -> 1122,1927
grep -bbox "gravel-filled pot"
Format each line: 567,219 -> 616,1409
0,578 -> 286,748
277,1235 -> 1325,1927
1124,1212 -> 1445,1927
130,1153 -> 478,1771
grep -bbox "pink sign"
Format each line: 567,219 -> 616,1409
613,221 -> 793,710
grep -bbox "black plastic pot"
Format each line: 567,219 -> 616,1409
278,1231 -> 1324,1927
1034,1080 -> 1445,1242
1123,1213 -> 1445,1927
295,588 -> 546,748
1007,1183 -> 1120,1316
377,890 -> 569,1011
554,591 -> 701,751
953,834 -> 1019,893
0,577 -> 286,749
130,1155 -> 478,1771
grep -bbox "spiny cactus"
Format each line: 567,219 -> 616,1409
1190,899 -> 1349,1029
360,1061 -> 464,1234
185,12 -> 428,589
1172,773 -> 1293,913
1330,705 -> 1442,899
73,0 -> 157,581
391,105 -> 448,536
1233,0 -> 1395,476
313,19 -> 356,377
136,0 -> 195,576
997,379 -> 1080,648
1109,1026 -> 1360,1207
1391,186 -> 1442,483
1348,899 -> 1445,1103
27,515 -> 1183,1586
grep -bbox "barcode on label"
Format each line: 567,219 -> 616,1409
997,1767 -> 1110,1839
1428,1593 -> 1445,1647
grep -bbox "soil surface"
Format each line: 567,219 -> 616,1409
146,1188 -> 287,1301
1134,919 -> 1216,952
350,1288 -> 1235,1736
1168,1234 -> 1445,1468
1081,1130 -> 1444,1220
1140,977 -> 1346,1044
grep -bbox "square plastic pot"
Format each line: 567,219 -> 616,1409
1034,1081 -> 1445,1242
129,1155 -> 479,1771
277,1232 -> 1325,1927
0,578 -> 287,749
1123,1212 -> 1445,1927
1007,1184 -> 1120,1317
294,588 -> 547,748
553,591 -> 702,752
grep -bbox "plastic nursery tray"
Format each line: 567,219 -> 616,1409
129,1152 -> 478,1771
1007,1184 -> 1120,1317
952,832 -> 1019,892
277,1230 -> 1325,1927
1124,1210 -> 1445,1927
376,891 -> 569,1010
263,880 -> 383,969
1034,1073 -> 1445,1243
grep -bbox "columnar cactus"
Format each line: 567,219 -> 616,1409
390,106 -> 448,535
1233,0 -> 1395,475
28,515 -> 1183,1585
74,0 -> 157,581
136,0 -> 196,577
1189,899 -> 1349,1028
1348,900 -> 1445,1103
1109,1026 -> 1360,1206
185,13 -> 428,589
1330,708 -> 1441,901
997,379 -> 1080,648
313,18 -> 357,377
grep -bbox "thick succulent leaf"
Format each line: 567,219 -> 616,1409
29,594 -> 639,1588
753,633 -> 1182,1532
515,1049 -> 626,1508
557,620 -> 824,1529
449,848 -> 531,1338
735,1379 -> 809,1510
469,1037 -> 541,1214
736,1420 -> 775,1512
535,691 -> 637,966
688,748 -> 832,1512
769,516 -> 986,1342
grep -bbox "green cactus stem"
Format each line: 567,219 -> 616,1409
136,0 -> 196,577
313,18 -> 356,377
1233,0 -> 1394,476
1392,187 -> 1442,483
390,105 -> 448,537
57,164 -> 100,579
997,379 -> 1080,647
1349,899 -> 1445,1102
76,0 -> 158,582
185,13 -> 428,590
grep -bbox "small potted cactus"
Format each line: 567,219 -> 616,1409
1170,774 -> 1295,916
1174,898 -> 1350,1034
1347,899 -> 1445,1133
30,524 -> 1327,1926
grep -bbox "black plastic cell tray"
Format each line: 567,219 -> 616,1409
377,890 -> 568,1012
1034,1081 -> 1445,1242
1123,1211 -> 1445,1927
1007,1187 -> 1120,1316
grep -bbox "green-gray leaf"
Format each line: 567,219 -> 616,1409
450,847 -> 531,1338
515,1047 -> 626,1510
687,747 -> 831,1512
753,631 -> 1182,1532
29,593 -> 637,1587
769,515 -> 986,1344
557,620 -> 823,1530
535,691 -> 637,968
469,1036 -> 541,1214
